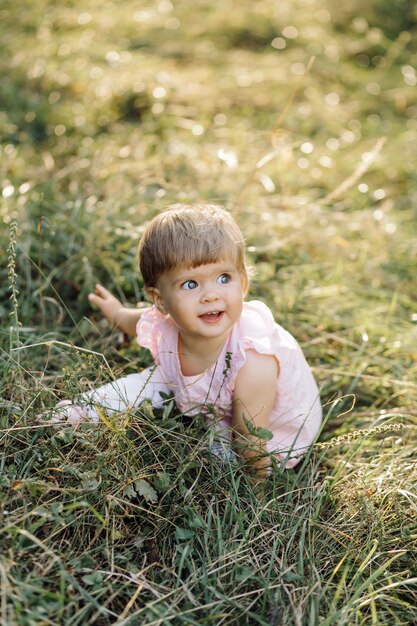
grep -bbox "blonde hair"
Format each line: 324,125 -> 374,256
138,204 -> 249,288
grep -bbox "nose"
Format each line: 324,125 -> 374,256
201,288 -> 219,303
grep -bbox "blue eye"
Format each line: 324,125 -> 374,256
182,280 -> 198,290
217,274 -> 230,284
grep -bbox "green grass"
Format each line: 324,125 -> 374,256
1,0 -> 416,624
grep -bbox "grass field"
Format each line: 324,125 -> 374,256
1,0 -> 416,624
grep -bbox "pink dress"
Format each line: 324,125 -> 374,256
136,300 -> 322,467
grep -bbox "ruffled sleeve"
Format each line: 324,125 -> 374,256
226,300 -> 298,391
238,300 -> 284,354
136,305 -> 167,365
238,299 -> 298,358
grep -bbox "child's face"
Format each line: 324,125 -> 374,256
148,258 -> 246,344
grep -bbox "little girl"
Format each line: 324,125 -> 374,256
53,204 -> 322,473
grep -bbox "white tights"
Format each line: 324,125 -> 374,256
55,366 -> 171,423
53,366 -> 235,461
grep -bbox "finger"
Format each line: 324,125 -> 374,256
88,293 -> 103,306
95,284 -> 112,297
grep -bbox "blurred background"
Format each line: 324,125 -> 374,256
1,0 -> 416,409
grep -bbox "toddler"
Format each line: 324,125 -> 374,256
53,204 -> 322,474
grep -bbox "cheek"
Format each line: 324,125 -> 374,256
170,294 -> 195,315
232,284 -> 244,302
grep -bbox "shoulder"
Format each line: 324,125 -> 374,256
234,349 -> 279,394
236,300 -> 300,354
136,305 -> 167,336
240,300 -> 275,330
136,305 -> 176,360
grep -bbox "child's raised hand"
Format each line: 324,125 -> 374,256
88,284 -> 123,327
88,284 -> 150,336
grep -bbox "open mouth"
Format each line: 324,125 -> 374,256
199,311 -> 224,323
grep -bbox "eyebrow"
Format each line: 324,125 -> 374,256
172,264 -> 237,286
171,271 -> 196,287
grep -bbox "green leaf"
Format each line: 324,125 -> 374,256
162,400 -> 175,419
159,391 -> 175,401
154,471 -> 171,493
82,572 -> 103,586
256,426 -> 274,441
243,416 -> 273,441
81,478 -> 101,491
69,554 -> 96,571
283,571 -> 301,583
175,527 -> 195,541
123,483 -> 136,500
135,479 -> 158,503
235,566 -> 254,581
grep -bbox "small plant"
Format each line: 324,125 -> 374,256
7,220 -> 20,350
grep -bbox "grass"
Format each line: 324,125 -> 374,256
1,0 -> 416,624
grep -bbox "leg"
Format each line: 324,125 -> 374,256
52,366 -> 171,424
206,418 -> 236,462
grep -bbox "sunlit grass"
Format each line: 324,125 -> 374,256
1,0 -> 416,623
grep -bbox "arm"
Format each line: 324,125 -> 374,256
88,284 -> 151,337
232,350 -> 279,480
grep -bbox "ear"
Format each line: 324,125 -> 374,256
240,271 -> 249,297
146,287 -> 167,315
